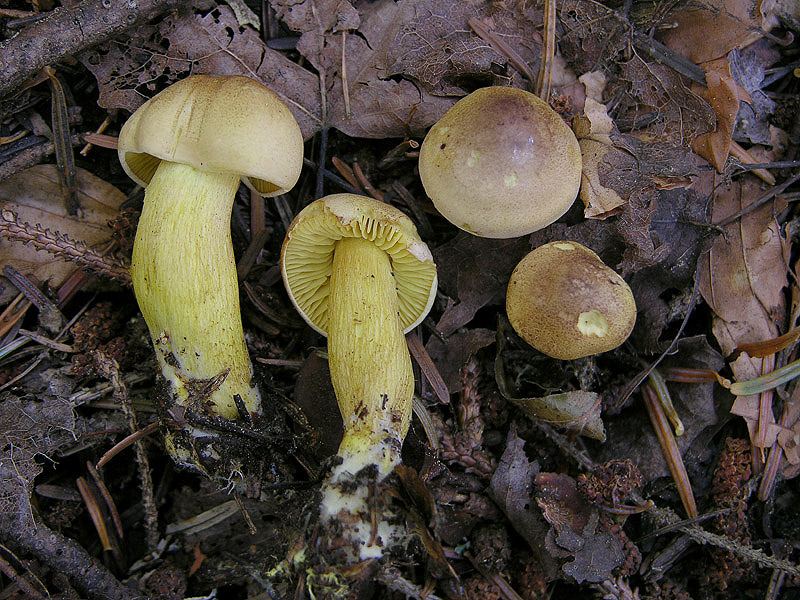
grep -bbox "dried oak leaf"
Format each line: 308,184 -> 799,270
79,6 -> 321,139
698,176 -> 789,451
433,233 -> 529,336
535,472 -> 624,583
0,165 -> 126,304
617,55 -> 715,147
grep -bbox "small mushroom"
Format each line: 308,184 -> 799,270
281,194 -> 437,559
506,241 -> 636,359
418,86 -> 582,238
118,75 -> 303,440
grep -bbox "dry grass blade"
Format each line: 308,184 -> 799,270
75,476 -> 114,553
45,67 -> 79,215
96,422 -> 159,470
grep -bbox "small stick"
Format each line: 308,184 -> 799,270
86,461 -> 125,541
94,352 -> 159,552
45,67 -> 78,214
353,162 -> 383,201
331,156 -> 362,191
729,140 -> 776,185
96,422 -> 159,469
80,115 -> 113,156
643,382 -> 697,518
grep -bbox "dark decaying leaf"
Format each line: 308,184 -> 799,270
489,426 -> 559,580
598,336 -> 722,484
535,472 -> 623,583
617,55 -> 715,147
433,233 -> 529,336
79,6 -> 322,139
729,44 -> 779,146
425,328 -> 495,395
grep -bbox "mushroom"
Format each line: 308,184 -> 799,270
418,86 -> 582,238
506,241 -> 636,359
280,194 -> 437,558
118,75 -> 303,447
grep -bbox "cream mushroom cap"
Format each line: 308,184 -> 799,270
118,74 -> 304,197
418,86 -> 582,238
506,241 -> 636,359
280,194 -> 438,336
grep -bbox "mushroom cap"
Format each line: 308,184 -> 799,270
506,241 -> 636,359
118,75 -> 303,197
418,86 -> 582,238
280,194 -> 438,336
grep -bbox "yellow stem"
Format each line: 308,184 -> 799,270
130,160 -> 261,419
327,236 -> 413,476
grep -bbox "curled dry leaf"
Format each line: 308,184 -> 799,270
494,321 -> 606,441
690,58 -> 747,172
0,165 -> 125,304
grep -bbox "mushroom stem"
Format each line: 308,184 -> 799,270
327,236 -> 413,478
131,160 -> 261,419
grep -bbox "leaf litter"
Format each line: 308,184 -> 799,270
2,0 -> 800,598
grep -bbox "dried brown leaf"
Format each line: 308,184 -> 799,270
698,177 -> 788,450
618,55 -> 715,147
272,0 -> 549,137
690,58 -> 745,172
658,0 -> 773,65
0,165 -> 125,303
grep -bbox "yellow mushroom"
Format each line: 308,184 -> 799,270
280,194 -> 437,559
506,241 -> 636,359
118,75 -> 303,465
418,86 -> 582,238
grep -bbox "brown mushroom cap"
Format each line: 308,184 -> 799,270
118,74 -> 303,197
418,86 -> 582,238
506,241 -> 636,359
